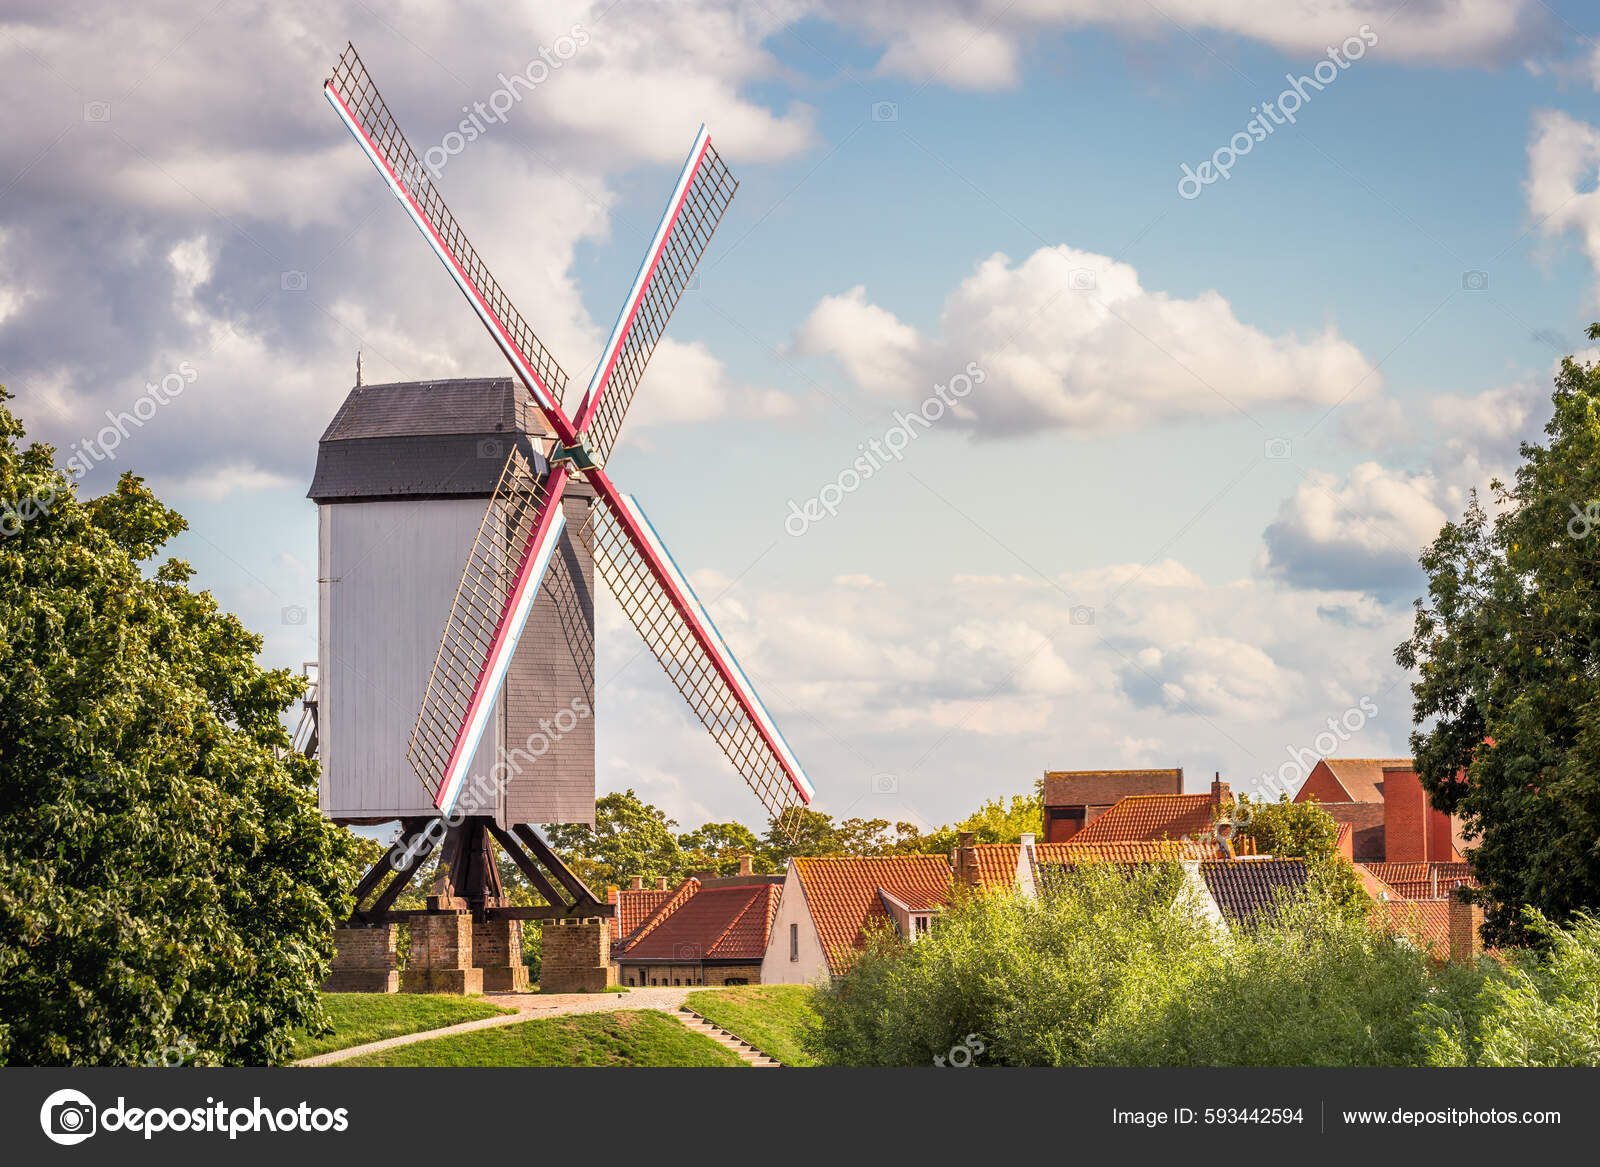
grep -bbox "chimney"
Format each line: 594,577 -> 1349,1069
1211,772 -> 1232,807
1448,894 -> 1484,961
656,876 -> 668,891
739,853 -> 754,876
955,831 -> 980,890
629,876 -> 643,891
1018,833 -> 1035,847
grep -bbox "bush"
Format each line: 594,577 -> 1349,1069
806,865 -> 1446,1066
1421,911 -> 1600,1066
804,863 -> 1214,1066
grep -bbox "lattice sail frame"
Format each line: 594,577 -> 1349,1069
408,450 -> 565,811
581,491 -> 813,832
574,129 -> 737,463
325,44 -> 569,410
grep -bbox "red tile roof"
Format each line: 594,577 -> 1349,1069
1073,794 -> 1216,843
1383,899 -> 1452,952
793,856 -> 954,974
616,878 -> 700,949
618,882 -> 779,962
607,886 -> 679,943
1319,758 -> 1408,803
1361,861 -> 1474,900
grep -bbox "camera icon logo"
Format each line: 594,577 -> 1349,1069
1263,437 -> 1292,461
1068,268 -> 1097,292
40,1088 -> 97,1146
281,604 -> 307,626
1461,270 -> 1488,291
281,270 -> 307,292
83,101 -> 111,123
871,101 -> 899,122
1069,605 -> 1095,626
870,772 -> 898,794
674,942 -> 701,960
477,437 -> 505,460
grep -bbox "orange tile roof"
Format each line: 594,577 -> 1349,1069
1353,862 -> 1397,901
1361,861 -> 1474,901
1073,794 -> 1215,843
608,886 -> 677,943
1041,839 -> 1215,863
618,883 -> 779,962
616,878 -> 700,949
1383,899 -> 1452,952
1319,758 -> 1409,803
966,844 -> 1023,890
793,856 -> 954,974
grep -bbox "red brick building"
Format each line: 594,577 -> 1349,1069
612,867 -> 782,987
1041,768 -> 1184,841
1071,777 -> 1233,844
1293,758 -> 1466,864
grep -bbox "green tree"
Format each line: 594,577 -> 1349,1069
1398,332 -> 1600,944
678,820 -> 766,875
543,789 -> 685,890
0,391 -> 366,1065
1236,795 -> 1367,919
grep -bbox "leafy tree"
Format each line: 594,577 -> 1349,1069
543,789 -> 685,890
678,820 -> 766,876
1398,333 -> 1600,943
0,391 -> 366,1065
1236,795 -> 1367,919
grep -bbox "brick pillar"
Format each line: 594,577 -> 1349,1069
324,925 -> 399,993
1448,896 -> 1484,962
401,912 -> 484,995
954,831 -> 980,891
472,918 -> 530,992
540,918 -> 616,993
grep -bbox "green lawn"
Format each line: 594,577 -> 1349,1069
293,994 -> 516,1059
685,985 -> 820,1067
338,1009 -> 745,1067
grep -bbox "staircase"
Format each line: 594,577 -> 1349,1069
676,1006 -> 781,1067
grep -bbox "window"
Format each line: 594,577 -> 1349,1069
726,977 -> 748,986
790,922 -> 799,961
674,978 -> 681,986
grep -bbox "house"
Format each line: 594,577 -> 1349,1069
759,855 -> 953,984
1360,861 -> 1474,901
1381,896 -> 1484,960
1293,758 -> 1466,864
612,860 -> 783,986
606,875 -> 686,947
1071,777 -> 1234,844
1198,857 -> 1309,930
954,834 -> 1217,896
1041,768 -> 1183,841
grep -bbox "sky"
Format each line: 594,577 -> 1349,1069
5,0 -> 1600,834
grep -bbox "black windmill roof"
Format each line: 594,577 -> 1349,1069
308,378 -> 552,502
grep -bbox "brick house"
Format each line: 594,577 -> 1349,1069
759,855 -> 953,984
606,875 -> 688,948
1293,758 -> 1467,864
611,860 -> 782,987
1041,768 -> 1184,841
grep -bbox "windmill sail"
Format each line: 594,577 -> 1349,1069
410,452 -> 570,815
581,486 -> 813,828
573,126 -> 737,464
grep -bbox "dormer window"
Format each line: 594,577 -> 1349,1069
911,913 -> 931,939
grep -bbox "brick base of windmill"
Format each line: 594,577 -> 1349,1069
325,816 -> 616,995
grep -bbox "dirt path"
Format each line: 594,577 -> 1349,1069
296,987 -> 702,1067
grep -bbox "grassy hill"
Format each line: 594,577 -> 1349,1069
338,1009 -> 745,1067
684,985 -> 819,1066
293,993 -> 516,1059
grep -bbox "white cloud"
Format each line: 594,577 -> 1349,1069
1527,109 -> 1600,303
821,0 -> 1540,91
595,559 -> 1415,825
794,245 -> 1378,435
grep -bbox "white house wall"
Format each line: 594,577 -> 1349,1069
760,861 -> 831,984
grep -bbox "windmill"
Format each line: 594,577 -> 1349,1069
318,45 -> 813,986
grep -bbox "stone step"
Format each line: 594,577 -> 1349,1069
676,1006 -> 782,1067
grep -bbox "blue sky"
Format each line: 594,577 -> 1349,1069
7,1 -> 1600,831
